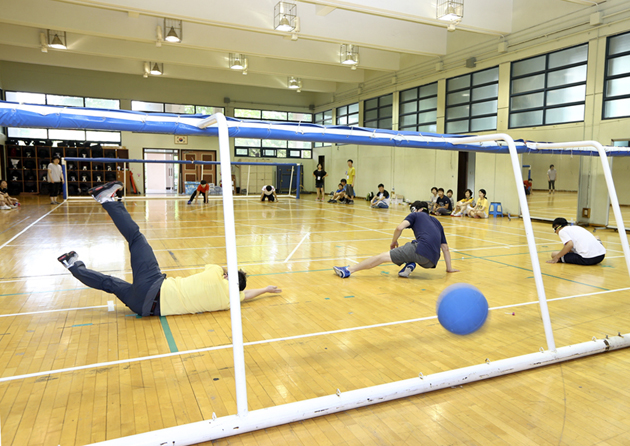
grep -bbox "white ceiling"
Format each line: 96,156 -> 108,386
0,0 -> 608,95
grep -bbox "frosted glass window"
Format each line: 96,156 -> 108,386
448,75 -> 470,91
401,102 -> 418,114
473,68 -> 499,85
365,98 -> 378,110
8,127 -> 48,138
418,111 -> 437,124
235,148 -> 248,156
511,93 -> 544,111
262,111 -> 288,120
512,56 -> 546,77
417,124 -> 437,133
86,131 -> 121,142
131,101 -> 164,112
380,105 -> 393,118
289,141 -> 311,149
470,116 -> 497,132
337,115 -> 347,125
196,106 -> 224,115
547,65 -> 587,88
472,100 -> 497,116
546,85 -> 586,106
6,91 -> 46,104
49,129 -> 86,140
419,97 -> 438,110
472,84 -> 498,101
234,109 -> 261,119
86,98 -> 120,109
607,55 -> 630,77
448,105 -> 469,119
545,104 -> 584,124
420,83 -> 438,97
609,33 -> 630,56
548,45 -> 588,69
380,118 -> 392,129
263,149 -> 276,157
446,120 -> 468,134
604,98 -> 630,118
606,78 -> 630,98
235,138 -> 261,147
165,104 -> 195,114
400,89 -> 418,102
400,115 -> 417,127
348,103 -> 359,114
47,95 -> 84,107
447,91 -> 470,106
262,140 -> 287,148
512,74 -> 545,94
380,94 -> 393,106
288,112 -> 311,122
364,109 -> 378,121
510,111 -> 543,128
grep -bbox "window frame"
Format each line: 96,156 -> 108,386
445,67 -> 499,134
336,103 -> 359,126
603,31 -> 630,120
398,82 -> 438,133
509,43 -> 588,129
363,93 -> 393,130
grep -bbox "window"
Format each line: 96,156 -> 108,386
510,44 -> 588,128
336,103 -> 359,126
5,90 -> 121,144
399,83 -> 438,133
446,67 -> 499,134
363,94 -> 393,129
314,109 -> 333,147
131,101 -> 165,112
604,32 -> 630,119
233,109 -> 313,158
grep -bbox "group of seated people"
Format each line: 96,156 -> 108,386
328,179 -> 355,204
0,180 -> 20,209
430,186 -> 489,218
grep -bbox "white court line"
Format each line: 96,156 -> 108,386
0,305 -> 108,318
284,233 -> 310,263
1,285 -> 628,384
0,203 -> 64,251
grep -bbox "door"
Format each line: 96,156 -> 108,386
182,150 -> 217,186
144,151 -> 176,194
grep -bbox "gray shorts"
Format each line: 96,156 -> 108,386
390,241 -> 435,268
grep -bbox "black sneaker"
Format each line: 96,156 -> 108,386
88,181 -> 123,203
58,251 -> 78,269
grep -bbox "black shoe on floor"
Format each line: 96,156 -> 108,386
58,251 -> 79,269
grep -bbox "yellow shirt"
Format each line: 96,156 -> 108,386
160,264 -> 245,316
475,198 -> 489,213
346,167 -> 355,185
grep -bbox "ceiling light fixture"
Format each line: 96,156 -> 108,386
340,44 -> 359,66
437,0 -> 464,22
274,2 -> 297,32
163,18 -> 182,43
229,53 -> 246,70
149,62 -> 163,76
47,30 -> 67,49
288,76 -> 301,90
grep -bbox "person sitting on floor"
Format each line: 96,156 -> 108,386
370,184 -> 390,208
547,217 -> 606,265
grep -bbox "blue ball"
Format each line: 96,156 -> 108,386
437,283 -> 488,335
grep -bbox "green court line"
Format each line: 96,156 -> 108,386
0,287 -> 89,297
457,250 -> 609,291
71,323 -> 93,327
160,316 -> 179,353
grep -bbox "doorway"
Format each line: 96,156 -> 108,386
182,150 -> 217,190
144,149 -> 179,194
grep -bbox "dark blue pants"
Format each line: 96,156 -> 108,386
69,201 -> 165,315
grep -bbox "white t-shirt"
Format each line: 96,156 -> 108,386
548,169 -> 557,181
48,163 -> 63,182
559,226 -> 606,259
262,185 -> 275,196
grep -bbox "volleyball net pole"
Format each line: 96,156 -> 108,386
450,133 -> 556,352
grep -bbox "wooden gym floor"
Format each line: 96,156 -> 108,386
1,193 -> 630,446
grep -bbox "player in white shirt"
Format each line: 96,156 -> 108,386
547,217 -> 606,265
260,185 -> 279,202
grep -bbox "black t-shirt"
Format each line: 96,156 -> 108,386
404,212 -> 447,265
436,195 -> 452,211
0,187 -> 7,194
314,170 -> 327,183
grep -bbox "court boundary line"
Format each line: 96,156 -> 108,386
0,203 -> 64,251
0,286 -> 628,384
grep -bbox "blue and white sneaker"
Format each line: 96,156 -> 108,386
333,266 -> 351,278
398,262 -> 416,277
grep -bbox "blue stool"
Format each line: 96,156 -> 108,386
489,202 -> 503,218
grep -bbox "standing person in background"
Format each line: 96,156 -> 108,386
47,156 -> 64,205
313,163 -> 328,201
345,159 -> 355,204
548,164 -> 557,194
